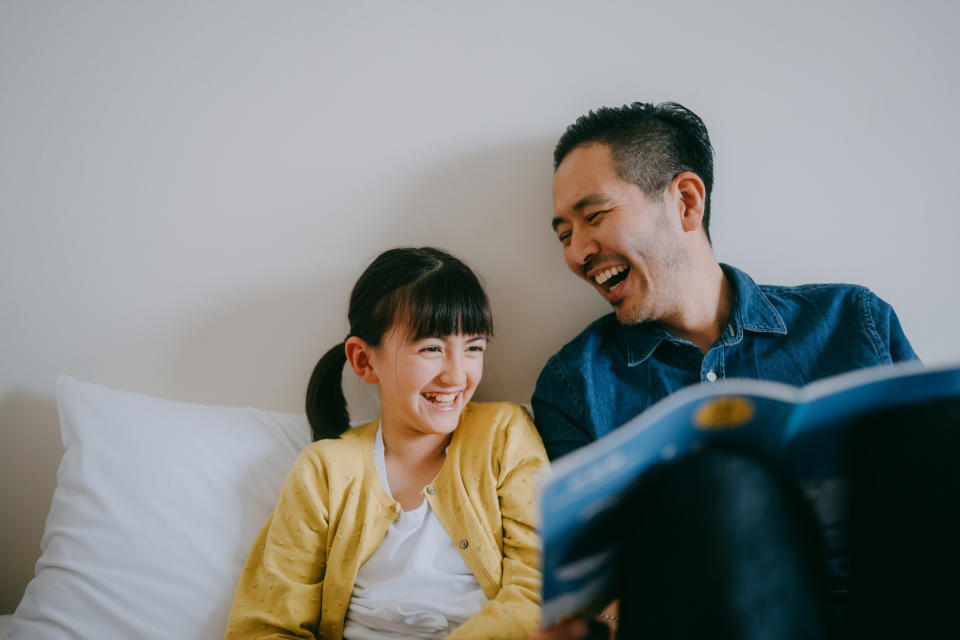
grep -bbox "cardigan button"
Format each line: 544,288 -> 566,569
459,538 -> 469,549
426,486 -> 436,495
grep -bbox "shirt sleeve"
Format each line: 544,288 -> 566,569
864,289 -> 920,364
446,406 -> 549,640
531,357 -> 595,460
224,448 -> 329,640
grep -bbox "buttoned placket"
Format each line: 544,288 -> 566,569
424,483 -> 472,557
701,343 -> 725,383
702,320 -> 742,383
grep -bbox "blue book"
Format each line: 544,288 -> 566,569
538,360 -> 960,626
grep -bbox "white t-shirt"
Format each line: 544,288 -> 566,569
342,427 -> 488,639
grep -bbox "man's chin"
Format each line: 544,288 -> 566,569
612,301 -> 651,325
613,307 -> 636,325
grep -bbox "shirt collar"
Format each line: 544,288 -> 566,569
621,263 -> 786,366
721,263 -> 787,338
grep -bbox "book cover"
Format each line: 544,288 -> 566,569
538,360 -> 960,626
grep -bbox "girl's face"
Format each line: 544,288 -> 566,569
370,324 -> 486,438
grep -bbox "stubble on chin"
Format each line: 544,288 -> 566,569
616,253 -> 690,327
602,199 -> 694,326
613,296 -> 655,326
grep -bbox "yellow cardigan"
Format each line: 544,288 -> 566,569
224,401 -> 549,639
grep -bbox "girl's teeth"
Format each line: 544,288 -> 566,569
425,392 -> 456,404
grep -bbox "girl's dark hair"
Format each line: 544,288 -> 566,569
305,247 -> 493,441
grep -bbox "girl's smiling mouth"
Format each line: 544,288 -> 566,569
422,391 -> 460,409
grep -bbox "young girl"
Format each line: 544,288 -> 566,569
225,247 -> 548,639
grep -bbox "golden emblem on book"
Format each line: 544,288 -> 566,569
694,396 -> 755,429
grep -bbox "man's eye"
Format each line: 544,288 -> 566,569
585,210 -> 608,223
558,231 -> 571,245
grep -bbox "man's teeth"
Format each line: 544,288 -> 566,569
594,265 -> 627,285
423,392 -> 457,404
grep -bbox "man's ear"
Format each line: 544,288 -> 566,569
672,172 -> 706,233
345,336 -> 379,384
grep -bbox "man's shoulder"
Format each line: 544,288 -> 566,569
748,275 -> 908,354
723,265 -> 913,360
757,280 -> 871,309
546,312 -> 622,368
753,279 -> 904,331
747,271 -> 917,365
725,263 -> 870,311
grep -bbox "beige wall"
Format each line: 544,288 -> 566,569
3,0 -> 959,613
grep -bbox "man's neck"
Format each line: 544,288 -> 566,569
659,261 -> 732,354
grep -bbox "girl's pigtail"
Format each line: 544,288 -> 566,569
305,341 -> 350,440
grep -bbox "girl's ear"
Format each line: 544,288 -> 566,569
345,336 -> 379,384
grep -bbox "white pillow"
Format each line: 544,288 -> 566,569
10,376 -> 311,640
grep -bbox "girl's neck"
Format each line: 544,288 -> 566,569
380,418 -> 449,511
380,420 -> 449,465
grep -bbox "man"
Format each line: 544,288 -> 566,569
533,101 -> 917,461
529,102 -> 925,639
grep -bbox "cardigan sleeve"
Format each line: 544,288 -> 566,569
447,405 -> 549,639
224,447 -> 330,640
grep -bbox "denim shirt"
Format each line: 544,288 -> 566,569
531,264 -> 918,460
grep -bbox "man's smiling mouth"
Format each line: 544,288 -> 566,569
593,264 -> 629,289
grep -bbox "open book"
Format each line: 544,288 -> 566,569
538,360 -> 960,626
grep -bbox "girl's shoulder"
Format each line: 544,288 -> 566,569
460,400 -> 530,427
295,419 -> 378,466
452,402 -> 548,477
456,401 -> 539,446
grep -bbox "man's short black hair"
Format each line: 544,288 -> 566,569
554,101 -> 715,243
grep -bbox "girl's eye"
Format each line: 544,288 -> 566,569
420,345 -> 442,353
467,345 -> 485,352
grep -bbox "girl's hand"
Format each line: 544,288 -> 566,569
527,617 -> 591,640
528,601 -> 619,640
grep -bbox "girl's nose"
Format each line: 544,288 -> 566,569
440,352 -> 467,387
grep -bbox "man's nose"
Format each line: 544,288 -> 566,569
568,229 -> 599,267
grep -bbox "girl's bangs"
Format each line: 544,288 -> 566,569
393,266 -> 493,341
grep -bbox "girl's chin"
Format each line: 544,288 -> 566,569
418,408 -> 466,433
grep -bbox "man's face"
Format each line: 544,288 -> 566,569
552,143 -> 689,325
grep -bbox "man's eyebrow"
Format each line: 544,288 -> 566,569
551,193 -> 611,231
573,193 -> 611,211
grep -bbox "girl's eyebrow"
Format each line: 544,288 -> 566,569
466,335 -> 487,342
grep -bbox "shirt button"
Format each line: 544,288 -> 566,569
706,370 -> 718,382
426,486 -> 436,495
459,538 -> 469,549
